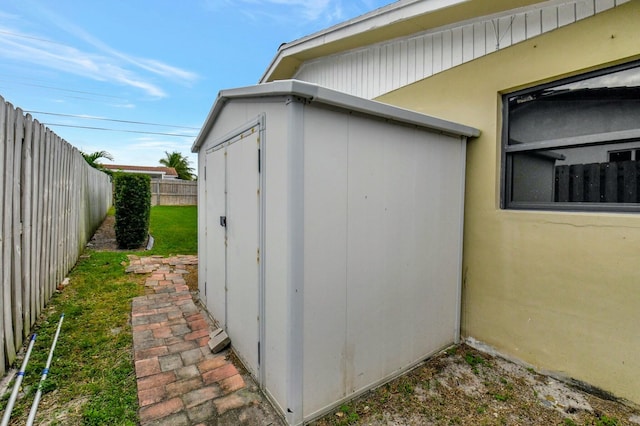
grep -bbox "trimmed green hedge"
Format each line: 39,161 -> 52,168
114,173 -> 151,249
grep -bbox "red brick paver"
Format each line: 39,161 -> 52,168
128,255 -> 281,425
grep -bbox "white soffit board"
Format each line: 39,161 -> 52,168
191,79 -> 480,153
290,0 -> 630,99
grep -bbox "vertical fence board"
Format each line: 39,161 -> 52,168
584,163 -> 601,202
21,114 -> 32,338
41,129 -> 52,309
0,98 -> 6,374
570,164 -> 584,202
53,134 -> 62,291
12,108 -> 24,350
56,140 -> 66,282
39,130 -> 49,308
621,161 -> 637,203
66,147 -> 74,265
50,135 -> 58,289
28,118 -> 38,328
50,134 -> 60,295
602,162 -> 617,203
64,146 -> 72,270
35,124 -> 46,318
555,165 -> 570,202
73,154 -> 81,255
3,102 -> 16,365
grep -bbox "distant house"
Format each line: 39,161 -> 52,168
102,164 -> 178,180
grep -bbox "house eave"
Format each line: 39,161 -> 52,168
260,0 -> 549,83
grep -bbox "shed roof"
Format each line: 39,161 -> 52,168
260,0 -> 548,82
191,79 -> 479,153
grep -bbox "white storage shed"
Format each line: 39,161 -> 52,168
192,80 -> 479,425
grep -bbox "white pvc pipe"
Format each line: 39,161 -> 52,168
0,334 -> 37,426
26,314 -> 64,426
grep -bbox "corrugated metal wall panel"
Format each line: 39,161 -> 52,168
294,0 -> 626,99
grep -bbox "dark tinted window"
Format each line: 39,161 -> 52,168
503,62 -> 640,211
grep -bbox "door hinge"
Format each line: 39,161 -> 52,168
258,148 -> 261,173
258,341 -> 261,366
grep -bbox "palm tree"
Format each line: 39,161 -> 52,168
159,151 -> 195,180
81,150 -> 113,173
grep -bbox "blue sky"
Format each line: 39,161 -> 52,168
0,0 -> 395,172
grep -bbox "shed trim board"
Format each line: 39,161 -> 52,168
285,98 -> 304,425
194,80 -> 478,424
453,134 -> 466,345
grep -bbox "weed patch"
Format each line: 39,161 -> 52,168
335,403 -> 360,425
464,352 -> 486,374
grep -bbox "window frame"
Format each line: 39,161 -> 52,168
501,60 -> 640,213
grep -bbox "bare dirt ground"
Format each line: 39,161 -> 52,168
89,217 -> 640,426
85,214 -> 120,250
310,344 -> 640,426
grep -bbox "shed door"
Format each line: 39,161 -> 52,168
204,147 -> 226,327
205,124 -> 261,379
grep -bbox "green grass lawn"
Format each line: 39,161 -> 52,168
0,205 -> 197,425
147,205 -> 197,255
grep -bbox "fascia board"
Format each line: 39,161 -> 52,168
192,80 -> 480,152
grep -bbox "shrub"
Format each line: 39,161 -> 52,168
113,173 -> 151,249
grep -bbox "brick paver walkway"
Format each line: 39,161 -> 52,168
128,255 -> 283,425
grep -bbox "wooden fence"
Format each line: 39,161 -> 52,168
150,180 -> 197,206
555,160 -> 638,202
0,96 -> 112,374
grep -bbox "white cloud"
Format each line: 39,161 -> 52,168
0,5 -> 198,99
0,32 -> 168,98
44,14 -> 199,85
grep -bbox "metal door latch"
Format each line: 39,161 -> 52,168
219,216 -> 227,227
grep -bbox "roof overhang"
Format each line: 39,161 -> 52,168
260,0 -> 548,82
192,79 -> 479,153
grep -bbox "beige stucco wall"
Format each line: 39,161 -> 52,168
378,2 -> 640,404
